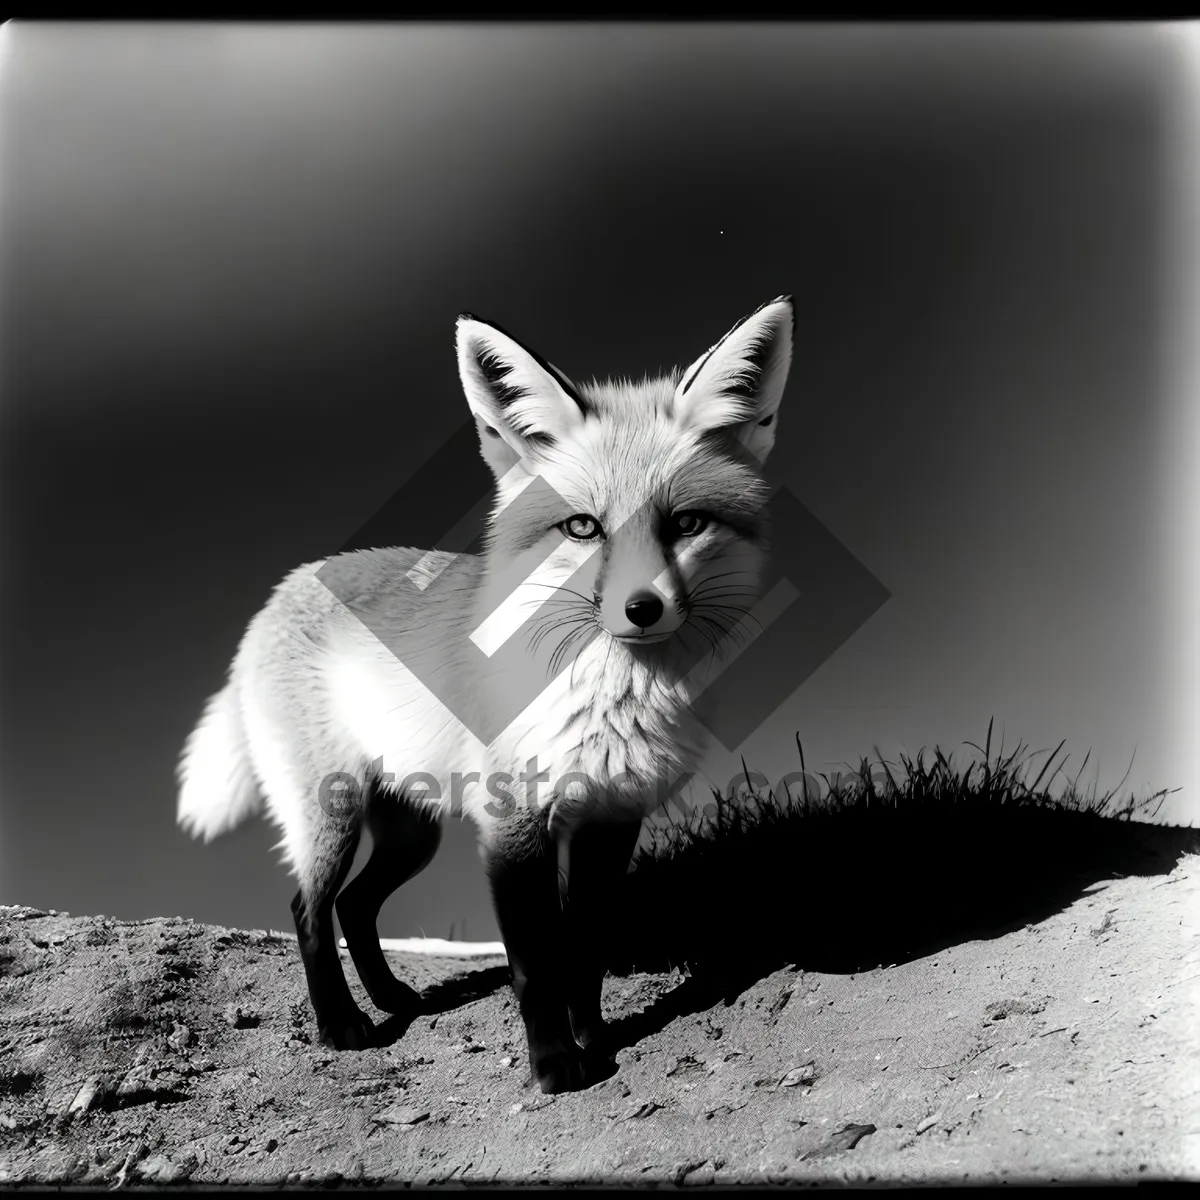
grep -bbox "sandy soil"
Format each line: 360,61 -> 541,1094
2,844 -> 1198,1185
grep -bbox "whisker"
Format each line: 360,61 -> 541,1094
693,598 -> 765,627
566,626 -> 602,688
687,589 -> 761,606
526,611 -> 593,655
550,622 -> 600,675
532,614 -> 593,647
689,580 -> 761,595
687,570 -> 761,591
692,610 -> 753,651
521,582 -> 597,606
688,623 -> 724,673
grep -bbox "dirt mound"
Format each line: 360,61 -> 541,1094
1,836 -> 1197,1184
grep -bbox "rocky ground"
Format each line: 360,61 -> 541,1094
2,832 -> 1198,1186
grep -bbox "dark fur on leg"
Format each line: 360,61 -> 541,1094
336,788 -> 442,1015
562,819 -> 643,1055
482,807 -> 616,1095
293,814 -> 374,1050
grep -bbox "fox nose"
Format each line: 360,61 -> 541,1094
624,592 -> 664,629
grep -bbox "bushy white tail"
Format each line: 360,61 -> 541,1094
177,686 -> 262,842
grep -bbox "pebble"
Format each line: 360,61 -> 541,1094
67,1077 -> 104,1116
373,1103 -> 430,1127
137,1153 -> 195,1183
222,1004 -> 260,1029
167,1024 -> 193,1053
780,1062 -> 817,1088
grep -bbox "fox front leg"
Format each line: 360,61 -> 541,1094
482,809 -> 617,1094
560,819 -> 643,1055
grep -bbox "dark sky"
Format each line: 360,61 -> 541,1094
1,23 -> 1195,943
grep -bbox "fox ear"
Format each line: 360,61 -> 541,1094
456,314 -> 588,480
672,295 -> 794,464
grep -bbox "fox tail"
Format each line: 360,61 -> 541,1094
177,685 -> 263,842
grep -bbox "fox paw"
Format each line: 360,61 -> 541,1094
534,1043 -> 618,1094
319,1007 -> 375,1051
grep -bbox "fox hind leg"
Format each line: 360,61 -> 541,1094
291,811 -> 374,1051
336,789 -> 442,1015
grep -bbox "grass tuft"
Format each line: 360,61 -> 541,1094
639,720 -> 1177,866
608,722 -> 1191,980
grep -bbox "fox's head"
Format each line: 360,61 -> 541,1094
457,297 -> 793,671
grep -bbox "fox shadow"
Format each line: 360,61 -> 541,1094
371,804 -> 1198,1054
370,964 -> 514,1047
598,803 -> 1200,1050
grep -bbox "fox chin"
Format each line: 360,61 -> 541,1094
176,295 -> 795,1094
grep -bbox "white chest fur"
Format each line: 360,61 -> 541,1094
484,639 -> 708,832
326,619 -> 707,831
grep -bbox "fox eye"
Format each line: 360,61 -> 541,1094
561,514 -> 604,541
668,511 -> 710,539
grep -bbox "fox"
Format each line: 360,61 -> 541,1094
176,295 -> 794,1094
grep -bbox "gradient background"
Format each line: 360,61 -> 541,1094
2,22 -> 1197,943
